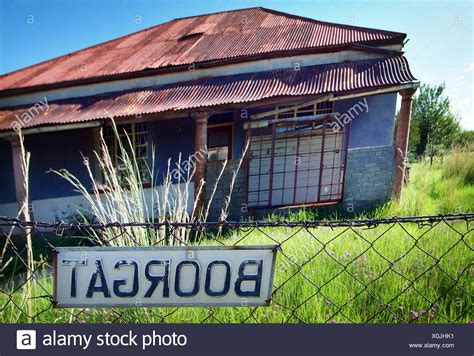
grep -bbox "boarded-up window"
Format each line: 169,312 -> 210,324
247,102 -> 348,208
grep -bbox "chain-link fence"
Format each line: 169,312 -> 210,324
1,214 -> 472,324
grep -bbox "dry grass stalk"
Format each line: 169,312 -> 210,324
17,131 -> 33,322
52,117 -> 245,246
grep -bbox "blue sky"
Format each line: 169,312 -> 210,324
0,0 -> 472,129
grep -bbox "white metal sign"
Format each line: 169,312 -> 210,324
54,246 -> 277,307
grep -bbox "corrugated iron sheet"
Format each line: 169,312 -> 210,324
0,7 -> 405,93
0,56 -> 416,131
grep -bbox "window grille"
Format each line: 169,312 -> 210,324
102,123 -> 149,184
248,102 -> 348,208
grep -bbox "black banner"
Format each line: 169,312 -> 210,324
2,324 -> 472,355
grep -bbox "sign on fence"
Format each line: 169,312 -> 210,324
53,246 -> 277,308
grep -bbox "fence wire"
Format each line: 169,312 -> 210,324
0,214 -> 472,324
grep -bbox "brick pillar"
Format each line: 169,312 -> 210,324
394,89 -> 417,200
193,112 -> 209,218
6,136 -> 30,221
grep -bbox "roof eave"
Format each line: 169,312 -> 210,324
0,81 -> 420,137
0,39 -> 405,99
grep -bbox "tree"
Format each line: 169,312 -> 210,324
408,83 -> 461,156
455,130 -> 474,147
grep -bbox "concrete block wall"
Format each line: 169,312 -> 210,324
343,145 -> 395,211
205,159 -> 247,221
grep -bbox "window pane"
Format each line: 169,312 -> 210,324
101,123 -> 149,185
248,103 -> 348,208
209,131 -> 228,147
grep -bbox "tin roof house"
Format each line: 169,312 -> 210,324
0,7 -> 418,222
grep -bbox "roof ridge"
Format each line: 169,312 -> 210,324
0,7 -> 408,95
170,6 -> 265,21
259,7 -> 406,37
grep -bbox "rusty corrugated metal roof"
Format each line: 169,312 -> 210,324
0,7 -> 406,94
0,56 -> 417,131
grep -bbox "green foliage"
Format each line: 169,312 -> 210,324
409,83 -> 461,156
455,130 -> 474,147
2,146 -> 473,324
408,114 -> 421,153
386,149 -> 474,216
442,146 -> 474,186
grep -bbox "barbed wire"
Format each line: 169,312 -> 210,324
0,213 -> 472,229
1,213 -> 472,324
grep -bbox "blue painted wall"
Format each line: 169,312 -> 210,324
334,93 -> 397,148
0,93 -> 397,205
147,117 -> 195,183
0,140 -> 17,204
232,110 -> 248,159
24,128 -> 96,201
147,113 -> 248,181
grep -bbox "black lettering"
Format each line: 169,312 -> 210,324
205,260 -> 231,297
113,260 -> 139,297
175,261 -> 200,297
234,260 -> 263,297
61,258 -> 86,297
144,260 -> 170,298
86,259 -> 111,298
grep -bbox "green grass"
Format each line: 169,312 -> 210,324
1,149 -> 473,323
381,147 -> 474,216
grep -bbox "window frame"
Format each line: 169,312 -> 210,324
246,101 -> 349,209
96,123 -> 150,187
207,123 -> 233,161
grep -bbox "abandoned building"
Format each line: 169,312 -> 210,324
0,7 -> 419,221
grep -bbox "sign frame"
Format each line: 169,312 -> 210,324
53,245 -> 278,308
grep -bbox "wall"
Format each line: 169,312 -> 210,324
0,128 -> 96,214
0,139 -> 16,204
0,184 -> 194,224
205,159 -> 247,221
147,117 -> 195,183
0,92 -> 398,221
334,93 -> 397,148
336,93 -> 398,211
343,145 -> 396,211
0,116 -> 204,221
24,128 -> 96,201
0,128 -> 95,219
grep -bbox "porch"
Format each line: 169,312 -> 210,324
0,91 -> 413,222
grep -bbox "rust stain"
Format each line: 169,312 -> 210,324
0,7 -> 405,93
0,56 -> 417,131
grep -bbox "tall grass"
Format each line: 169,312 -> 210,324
51,120 -> 245,246
0,131 -> 34,322
1,135 -> 472,324
1,217 -> 471,324
441,145 -> 474,186
380,146 -> 474,216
